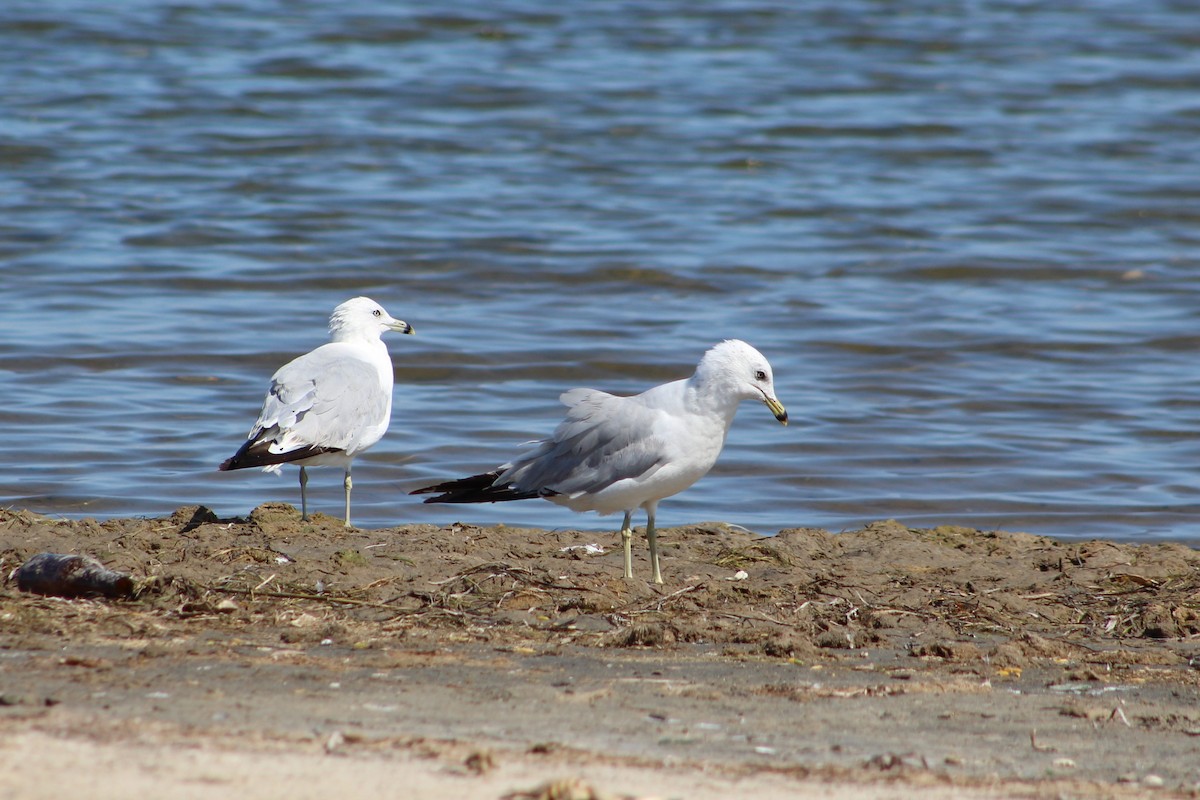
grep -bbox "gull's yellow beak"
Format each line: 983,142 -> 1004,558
390,320 -> 414,335
764,395 -> 788,426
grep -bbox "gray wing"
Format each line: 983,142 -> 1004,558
250,347 -> 389,454
500,388 -> 667,497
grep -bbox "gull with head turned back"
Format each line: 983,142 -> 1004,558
412,339 -> 787,584
219,296 -> 414,527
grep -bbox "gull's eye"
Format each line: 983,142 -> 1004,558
372,309 -> 382,317
755,369 -> 767,382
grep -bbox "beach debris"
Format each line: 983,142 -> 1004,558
1029,729 -> 1056,753
464,749 -> 496,775
501,778 -> 652,800
559,544 -> 605,556
11,553 -> 134,599
324,730 -> 345,753
864,752 -> 928,771
0,692 -> 57,707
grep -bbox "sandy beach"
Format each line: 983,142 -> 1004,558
2,505 -> 1199,799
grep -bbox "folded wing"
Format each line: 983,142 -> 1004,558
220,351 -> 388,471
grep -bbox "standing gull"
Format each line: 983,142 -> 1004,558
219,297 -> 413,527
413,339 -> 787,584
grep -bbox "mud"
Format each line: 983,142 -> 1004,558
2,505 -> 1199,798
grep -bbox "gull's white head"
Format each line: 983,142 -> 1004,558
694,339 -> 788,425
328,297 -> 414,342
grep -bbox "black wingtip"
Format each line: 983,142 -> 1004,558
411,471 -> 540,504
219,440 -> 342,472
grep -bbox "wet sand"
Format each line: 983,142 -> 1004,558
2,505 -> 1199,799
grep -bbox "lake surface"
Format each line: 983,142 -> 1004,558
3,0 -> 1199,540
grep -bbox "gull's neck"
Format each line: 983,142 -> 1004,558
683,373 -> 741,429
328,328 -> 393,391
330,326 -> 384,346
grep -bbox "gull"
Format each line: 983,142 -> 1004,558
219,297 -> 413,527
412,339 -> 787,583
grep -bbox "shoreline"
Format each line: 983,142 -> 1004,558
2,505 -> 1199,798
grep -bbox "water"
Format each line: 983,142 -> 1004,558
3,0 -> 1199,540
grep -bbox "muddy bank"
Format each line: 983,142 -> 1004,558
2,506 -> 1199,798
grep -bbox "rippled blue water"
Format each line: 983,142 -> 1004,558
3,0 -> 1199,540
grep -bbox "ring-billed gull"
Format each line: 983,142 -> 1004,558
412,339 -> 787,584
219,297 -> 413,527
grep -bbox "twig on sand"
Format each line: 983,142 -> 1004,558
210,584 -> 483,628
621,583 -> 703,615
431,563 -> 589,592
1030,729 -> 1056,753
210,585 -> 396,609
713,610 -> 792,627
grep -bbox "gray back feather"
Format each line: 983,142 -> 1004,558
252,347 -> 389,452
501,388 -> 666,496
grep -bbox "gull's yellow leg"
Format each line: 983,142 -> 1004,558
646,506 -> 662,585
299,466 -> 310,521
619,510 -> 633,579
